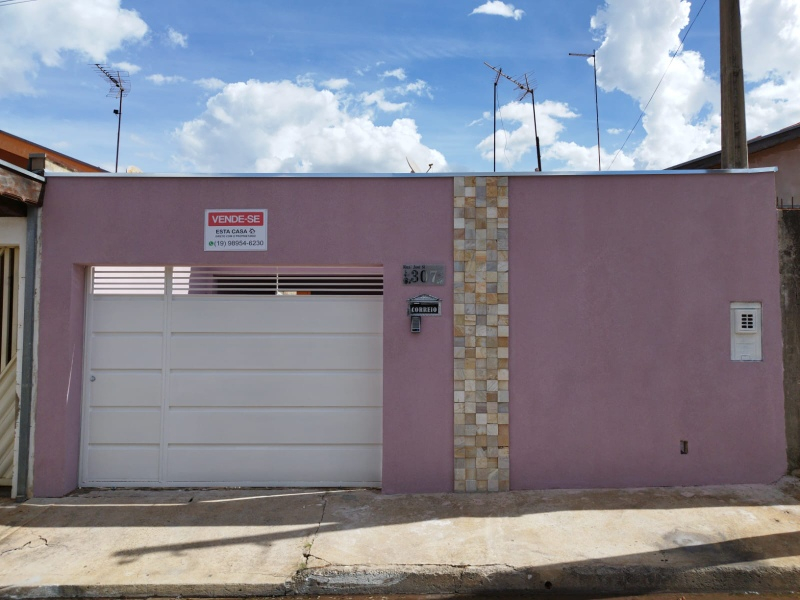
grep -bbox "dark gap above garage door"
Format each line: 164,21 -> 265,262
92,266 -> 383,297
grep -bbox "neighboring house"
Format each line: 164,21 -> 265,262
18,168 -> 785,498
0,130 -> 104,175
671,123 -> 800,476
0,158 -> 43,499
670,122 -> 800,207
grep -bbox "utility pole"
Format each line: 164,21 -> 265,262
720,0 -> 748,169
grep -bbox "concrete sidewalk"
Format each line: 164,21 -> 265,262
3,479 -> 800,598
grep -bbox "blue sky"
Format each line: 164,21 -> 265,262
1,0 -> 798,174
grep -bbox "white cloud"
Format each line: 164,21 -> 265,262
194,77 -> 226,91
321,78 -> 351,90
0,0 -> 148,96
477,100 -> 580,169
147,74 -> 187,85
296,73 -> 316,87
173,79 -> 447,173
548,142 -> 635,172
361,90 -> 408,112
470,1 -> 524,21
381,68 -> 407,81
741,0 -> 800,82
167,27 -> 188,48
113,61 -> 141,75
468,113 -> 491,127
740,0 -> 800,136
607,128 -> 624,135
536,0 -> 800,171
473,0 -> 721,170
589,0 -> 719,169
359,78 -> 432,112
398,80 -> 432,98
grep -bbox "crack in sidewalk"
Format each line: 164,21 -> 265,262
304,553 -> 333,567
0,535 -> 51,556
0,535 -> 50,556
0,540 -> 31,555
0,504 -> 52,545
301,492 -> 328,569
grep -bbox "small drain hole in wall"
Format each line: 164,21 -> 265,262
680,440 -> 688,455
544,581 -> 553,590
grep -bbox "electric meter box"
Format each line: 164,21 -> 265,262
730,302 -> 762,361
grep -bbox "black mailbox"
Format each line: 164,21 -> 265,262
407,294 -> 441,333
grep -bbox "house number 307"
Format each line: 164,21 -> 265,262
402,264 -> 445,285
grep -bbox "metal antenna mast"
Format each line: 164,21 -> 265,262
93,64 -> 130,173
484,62 -> 542,172
492,68 -> 502,172
569,50 -> 601,171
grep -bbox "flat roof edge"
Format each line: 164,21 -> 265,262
45,167 -> 778,179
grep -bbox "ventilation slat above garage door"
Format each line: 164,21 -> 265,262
82,266 -> 383,488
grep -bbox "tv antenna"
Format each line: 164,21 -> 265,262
93,63 -> 130,173
484,62 -> 542,172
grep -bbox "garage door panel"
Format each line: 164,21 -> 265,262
170,334 -> 382,370
85,445 -> 160,482
88,409 -> 162,444
171,297 -> 382,334
91,334 -> 163,370
167,407 -> 382,445
90,371 -> 162,407
170,371 -> 382,407
83,266 -> 383,488
92,298 -> 164,333
167,445 -> 381,485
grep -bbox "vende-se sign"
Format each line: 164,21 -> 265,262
208,212 -> 265,227
204,209 -> 268,251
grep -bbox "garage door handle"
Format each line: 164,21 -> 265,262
90,375 -> 96,382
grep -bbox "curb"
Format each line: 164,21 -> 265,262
4,564 -> 800,598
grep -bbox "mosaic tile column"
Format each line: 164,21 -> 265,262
453,176 -> 509,492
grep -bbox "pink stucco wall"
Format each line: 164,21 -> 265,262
509,171 -> 786,489
32,171 -> 785,496
34,176 -> 454,496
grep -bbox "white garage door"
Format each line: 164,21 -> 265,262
81,266 -> 383,488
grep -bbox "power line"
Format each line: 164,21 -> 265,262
606,0 -> 709,170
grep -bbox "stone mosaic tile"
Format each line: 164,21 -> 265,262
453,176 -> 509,493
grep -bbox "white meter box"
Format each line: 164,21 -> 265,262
730,302 -> 762,361
205,209 -> 267,251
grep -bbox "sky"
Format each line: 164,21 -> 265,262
0,0 -> 798,174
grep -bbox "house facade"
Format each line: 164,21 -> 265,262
16,169 -> 784,497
